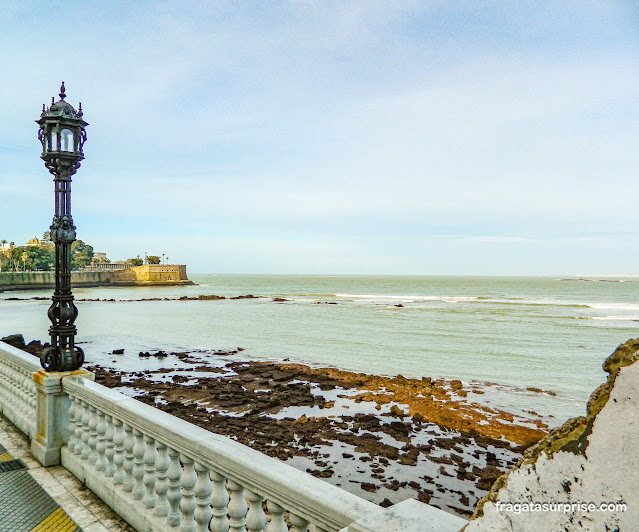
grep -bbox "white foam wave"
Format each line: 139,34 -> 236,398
589,316 -> 639,322
335,294 -> 479,303
587,303 -> 639,311
483,298 -> 587,307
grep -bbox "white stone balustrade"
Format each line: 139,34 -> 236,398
0,341 -> 39,438
60,375 -> 466,532
0,341 -> 467,532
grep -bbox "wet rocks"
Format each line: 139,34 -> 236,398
83,354 -> 542,516
1,334 -> 26,349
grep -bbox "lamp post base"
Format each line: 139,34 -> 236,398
40,346 -> 85,372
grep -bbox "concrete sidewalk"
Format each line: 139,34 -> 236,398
0,414 -> 135,532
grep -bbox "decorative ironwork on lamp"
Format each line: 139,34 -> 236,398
36,82 -> 89,372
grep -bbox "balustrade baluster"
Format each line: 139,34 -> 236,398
289,513 -> 310,532
27,377 -> 36,411
80,401 -> 92,460
132,429 -> 146,500
104,414 -> 116,477
193,462 -> 212,532
154,442 -> 170,517
123,423 -> 136,492
6,367 -> 17,412
265,501 -> 287,532
66,398 -> 77,451
245,490 -> 266,532
72,399 -> 85,456
227,480 -> 248,532
209,471 -> 230,532
143,435 -> 158,509
87,405 -> 99,465
179,455 -> 197,532
19,371 -> 29,415
0,368 -> 7,405
112,418 -> 126,486
167,447 -> 183,528
95,410 -> 107,471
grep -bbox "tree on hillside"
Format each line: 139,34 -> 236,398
71,240 -> 94,269
25,246 -> 55,271
126,257 -> 144,267
146,255 -> 161,264
4,246 -> 23,271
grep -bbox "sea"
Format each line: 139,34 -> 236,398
2,274 -> 639,427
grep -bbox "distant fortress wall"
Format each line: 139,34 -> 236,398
0,265 -> 192,291
124,264 -> 189,282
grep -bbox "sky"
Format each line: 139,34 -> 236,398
1,0 -> 638,275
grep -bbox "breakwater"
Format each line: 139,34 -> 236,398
0,264 -> 193,291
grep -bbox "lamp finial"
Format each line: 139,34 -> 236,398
59,82 -> 66,100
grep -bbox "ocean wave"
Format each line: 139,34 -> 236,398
335,294 -> 479,303
333,294 -> 593,308
482,298 -> 588,308
587,302 -> 639,311
589,316 -> 639,322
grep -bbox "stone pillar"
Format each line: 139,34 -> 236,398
31,369 -> 94,466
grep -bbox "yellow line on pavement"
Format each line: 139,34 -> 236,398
30,507 -> 78,532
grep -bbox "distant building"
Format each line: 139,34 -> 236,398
85,261 -> 129,271
92,252 -> 108,263
0,242 -> 11,253
25,237 -> 42,247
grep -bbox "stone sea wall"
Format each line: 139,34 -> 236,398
0,265 -> 192,291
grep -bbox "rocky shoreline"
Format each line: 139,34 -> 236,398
6,335 -> 547,517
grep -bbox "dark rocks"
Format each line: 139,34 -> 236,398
85,355 -> 533,516
2,335 -> 49,359
1,334 -> 26,349
307,468 -> 334,479
112,349 -> 125,354
527,386 -> 556,396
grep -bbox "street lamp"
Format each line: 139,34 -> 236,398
36,82 -> 88,372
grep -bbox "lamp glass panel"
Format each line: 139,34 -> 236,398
61,129 -> 74,152
50,130 -> 58,152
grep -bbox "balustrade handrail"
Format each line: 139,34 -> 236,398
63,374 -> 382,531
0,341 -> 41,373
0,341 -> 39,439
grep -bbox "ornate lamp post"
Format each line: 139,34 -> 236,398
36,82 -> 88,372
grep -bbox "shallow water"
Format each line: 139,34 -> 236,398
2,274 -> 638,424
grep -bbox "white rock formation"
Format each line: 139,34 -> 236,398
467,339 -> 639,532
